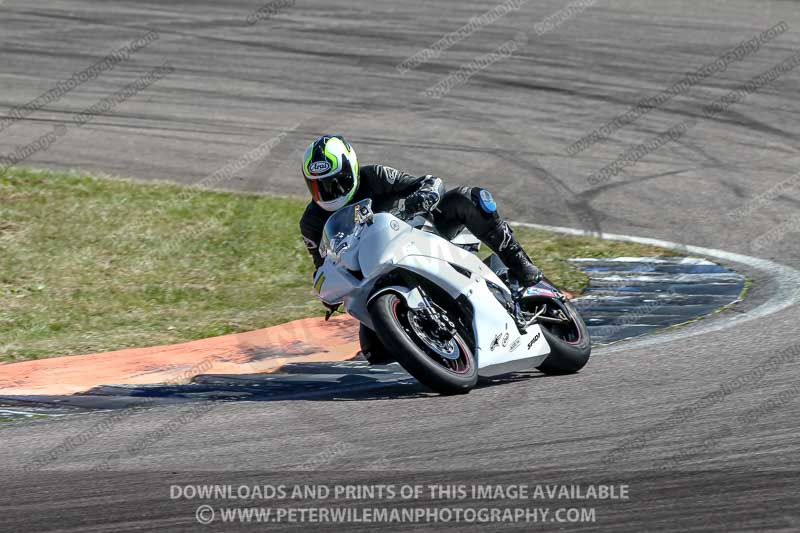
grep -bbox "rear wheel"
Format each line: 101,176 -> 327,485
536,299 -> 591,374
369,292 -> 477,394
358,324 -> 394,365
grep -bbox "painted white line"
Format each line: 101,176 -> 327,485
0,409 -> 42,416
510,221 -> 800,353
0,409 -> 66,417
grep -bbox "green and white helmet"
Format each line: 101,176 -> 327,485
302,135 -> 359,211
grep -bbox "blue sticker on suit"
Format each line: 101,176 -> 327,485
479,190 -> 497,213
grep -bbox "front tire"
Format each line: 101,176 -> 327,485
537,300 -> 591,374
369,293 -> 478,395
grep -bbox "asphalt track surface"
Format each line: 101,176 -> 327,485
2,0 -> 800,531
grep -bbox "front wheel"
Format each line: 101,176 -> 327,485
369,292 -> 477,395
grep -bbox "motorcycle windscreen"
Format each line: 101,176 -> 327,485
320,199 -> 372,258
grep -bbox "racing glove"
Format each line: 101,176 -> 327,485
405,175 -> 442,214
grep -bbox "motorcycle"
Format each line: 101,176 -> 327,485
312,199 -> 591,395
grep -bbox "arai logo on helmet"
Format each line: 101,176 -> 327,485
309,160 -> 332,175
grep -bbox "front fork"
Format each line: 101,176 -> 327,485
414,289 -> 457,342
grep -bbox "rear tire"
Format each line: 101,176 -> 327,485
358,324 -> 394,365
369,293 -> 478,395
537,300 -> 592,375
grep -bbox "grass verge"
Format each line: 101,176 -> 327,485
2,168 -> 672,362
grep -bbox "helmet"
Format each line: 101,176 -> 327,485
302,135 -> 359,211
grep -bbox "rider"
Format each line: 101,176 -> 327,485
300,134 -> 545,364
299,134 -> 543,287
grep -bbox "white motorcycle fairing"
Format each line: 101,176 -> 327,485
314,208 -> 551,377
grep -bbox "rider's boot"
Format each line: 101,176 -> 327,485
484,222 -> 543,288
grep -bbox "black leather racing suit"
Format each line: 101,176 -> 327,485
299,164 -> 515,269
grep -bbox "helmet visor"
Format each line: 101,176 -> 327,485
305,169 -> 355,203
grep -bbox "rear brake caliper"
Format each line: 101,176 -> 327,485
514,281 -> 569,330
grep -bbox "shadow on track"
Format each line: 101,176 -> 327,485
81,364 -> 553,404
